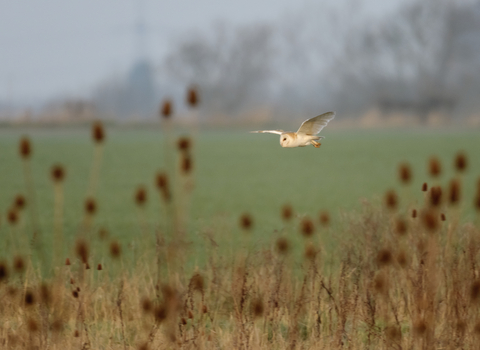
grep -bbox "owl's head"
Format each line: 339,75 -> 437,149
279,133 -> 294,147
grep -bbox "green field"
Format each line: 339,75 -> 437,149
1,126 -> 479,265
2,125 -> 480,349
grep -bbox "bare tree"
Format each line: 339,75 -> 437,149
328,0 -> 480,121
270,0 -> 369,118
162,22 -> 276,117
87,0 -> 480,123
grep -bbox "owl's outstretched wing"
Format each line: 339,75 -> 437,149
250,130 -> 284,135
297,112 -> 335,135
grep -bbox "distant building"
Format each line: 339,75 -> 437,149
92,1 -> 159,120
121,59 -> 157,119
93,59 -> 158,120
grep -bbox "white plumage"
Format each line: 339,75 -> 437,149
251,112 -> 335,148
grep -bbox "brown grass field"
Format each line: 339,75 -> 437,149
1,103 -> 480,349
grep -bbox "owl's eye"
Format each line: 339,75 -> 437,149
283,138 -> 287,141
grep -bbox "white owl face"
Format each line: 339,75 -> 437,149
279,133 -> 294,147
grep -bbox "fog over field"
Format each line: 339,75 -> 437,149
2,0 -> 479,125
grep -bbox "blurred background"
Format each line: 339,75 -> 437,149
1,0 -> 480,127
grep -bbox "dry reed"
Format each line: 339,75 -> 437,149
2,116 -> 480,350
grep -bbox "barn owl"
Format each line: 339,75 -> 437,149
251,112 -> 335,148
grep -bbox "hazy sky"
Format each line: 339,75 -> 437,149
0,0 -> 399,104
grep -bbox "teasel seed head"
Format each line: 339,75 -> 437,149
373,273 -> 387,294
202,304 -> 208,313
84,197 -> 97,215
190,273 -> 204,293
51,319 -> 64,333
240,213 -> 253,231
51,164 -> 65,183
414,319 -> 428,336
75,239 -> 89,263
135,186 -> 147,206
156,172 -> 168,189
428,157 -> 441,177
0,261 -> 8,282
394,218 -> 407,236
275,237 -> 290,255
65,258 -> 71,266
251,297 -> 264,318
27,318 -> 39,333
300,217 -> 315,237
110,240 -> 121,258
376,248 -> 393,267
454,151 -> 467,172
92,121 -> 105,143
14,194 -> 26,210
412,209 -> 417,218
398,162 -> 412,184
448,179 -> 461,205
25,290 -> 35,306
13,256 -> 25,273
186,85 -> 199,107
12,257 -> 26,276
422,182 -> 428,192
141,297 -> 152,313
19,136 -> 32,159
421,209 -> 439,232
155,172 -> 171,202
384,190 -> 398,210
161,284 -> 175,302
319,211 -> 330,226
177,137 -> 191,151
7,209 -> 18,225
40,283 -> 51,305
138,342 -> 149,350
154,305 -> 168,323
97,263 -> 102,271
181,153 -> 193,174
74,330 -> 80,337
160,99 -> 173,119
72,290 -> 79,298
471,280 -> 480,303
429,186 -> 442,207
70,278 -> 75,284
440,213 -> 446,221
281,204 -> 293,221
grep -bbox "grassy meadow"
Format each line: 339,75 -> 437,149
1,123 -> 480,349
1,127 -> 479,240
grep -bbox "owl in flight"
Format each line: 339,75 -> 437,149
251,111 -> 335,148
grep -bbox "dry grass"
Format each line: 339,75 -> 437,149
1,94 -> 480,349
